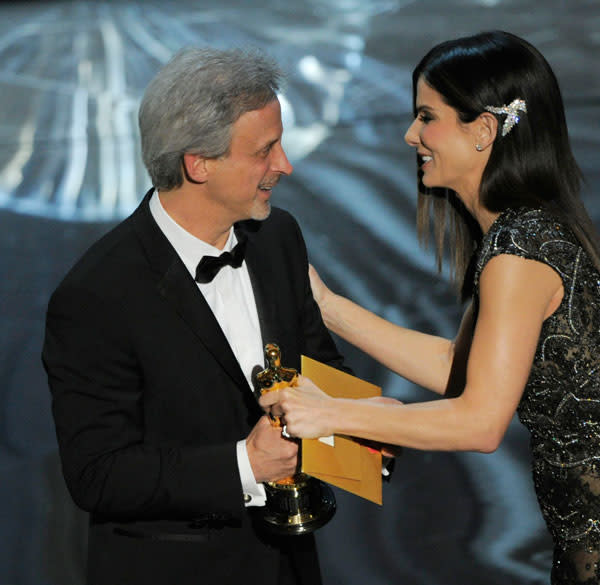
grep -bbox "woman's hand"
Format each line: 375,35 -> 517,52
258,375 -> 335,439
308,264 -> 333,314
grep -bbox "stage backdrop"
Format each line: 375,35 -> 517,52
1,1 -> 598,584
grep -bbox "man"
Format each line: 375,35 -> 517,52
42,47 -> 347,585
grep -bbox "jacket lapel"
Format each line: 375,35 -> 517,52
131,191 -> 249,392
237,222 -> 279,354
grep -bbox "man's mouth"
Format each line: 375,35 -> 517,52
258,179 -> 279,192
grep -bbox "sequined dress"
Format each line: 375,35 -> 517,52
474,207 -> 600,584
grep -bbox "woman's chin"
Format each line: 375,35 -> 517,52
421,176 -> 440,189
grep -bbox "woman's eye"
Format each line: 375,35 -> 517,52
418,112 -> 433,123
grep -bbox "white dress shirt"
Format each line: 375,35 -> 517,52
149,191 -> 267,506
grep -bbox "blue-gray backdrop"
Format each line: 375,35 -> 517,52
1,1 -> 599,583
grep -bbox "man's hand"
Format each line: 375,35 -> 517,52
246,415 -> 299,483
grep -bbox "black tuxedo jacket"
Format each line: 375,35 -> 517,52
42,190 -> 347,585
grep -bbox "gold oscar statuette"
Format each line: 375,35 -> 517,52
255,343 -> 336,534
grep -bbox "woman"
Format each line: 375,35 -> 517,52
260,31 -> 600,584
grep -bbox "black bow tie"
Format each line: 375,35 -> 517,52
194,234 -> 247,284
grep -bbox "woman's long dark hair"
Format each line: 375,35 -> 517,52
412,30 -> 600,295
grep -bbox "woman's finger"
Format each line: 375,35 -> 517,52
258,389 -> 280,408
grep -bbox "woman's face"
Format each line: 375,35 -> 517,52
404,77 -> 487,204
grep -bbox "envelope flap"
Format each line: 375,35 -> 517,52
301,356 -> 381,399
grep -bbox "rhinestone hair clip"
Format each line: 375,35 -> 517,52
485,98 -> 527,137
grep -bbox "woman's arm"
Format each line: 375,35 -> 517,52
266,255 -> 563,452
309,265 -> 458,394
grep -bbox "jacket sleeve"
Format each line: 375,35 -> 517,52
42,283 -> 245,522
288,214 -> 351,375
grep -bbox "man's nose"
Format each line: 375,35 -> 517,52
272,143 -> 293,175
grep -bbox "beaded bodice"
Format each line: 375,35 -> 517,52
475,207 -> 600,461
474,208 -> 600,583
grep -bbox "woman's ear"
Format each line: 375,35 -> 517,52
182,153 -> 208,184
475,112 -> 498,151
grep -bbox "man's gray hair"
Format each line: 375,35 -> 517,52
139,47 -> 284,190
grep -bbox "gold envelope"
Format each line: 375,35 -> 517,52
300,355 -> 383,505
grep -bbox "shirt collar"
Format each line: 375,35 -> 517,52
149,190 -> 236,278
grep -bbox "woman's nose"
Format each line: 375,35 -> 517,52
404,118 -> 420,147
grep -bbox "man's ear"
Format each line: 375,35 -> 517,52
182,153 -> 208,184
475,112 -> 498,150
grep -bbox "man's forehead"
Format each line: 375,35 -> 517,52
230,100 -> 283,143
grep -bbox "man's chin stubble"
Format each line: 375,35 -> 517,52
251,201 -> 271,221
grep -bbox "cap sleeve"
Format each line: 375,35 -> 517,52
473,208 -> 580,291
